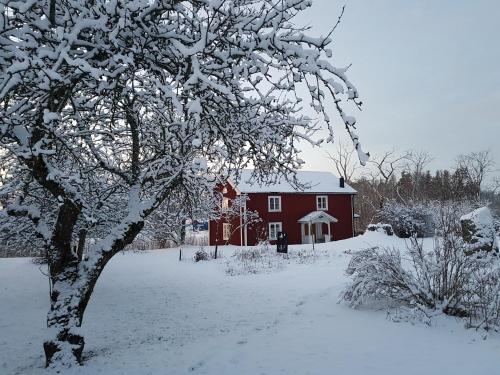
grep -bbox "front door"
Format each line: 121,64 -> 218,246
315,223 -> 324,242
310,223 -> 323,242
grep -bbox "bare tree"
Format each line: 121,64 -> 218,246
491,177 -> 500,196
326,142 -> 359,183
403,150 -> 434,200
211,193 -> 261,259
366,150 -> 408,208
456,151 -> 495,200
370,150 -> 408,185
142,185 -> 213,248
404,150 -> 433,175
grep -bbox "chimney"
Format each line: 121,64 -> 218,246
339,176 -> 345,188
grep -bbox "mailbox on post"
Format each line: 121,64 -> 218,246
277,231 -> 288,253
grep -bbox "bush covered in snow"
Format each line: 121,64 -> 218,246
366,223 -> 394,236
494,219 -> 500,236
194,249 -> 209,262
225,243 -> 323,276
342,205 -> 500,330
377,200 -> 435,238
225,243 -> 285,275
460,207 -> 499,254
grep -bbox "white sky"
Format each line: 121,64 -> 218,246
296,0 -> 500,183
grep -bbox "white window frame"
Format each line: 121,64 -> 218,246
268,222 -> 282,241
268,196 -> 282,212
222,197 -> 230,211
316,195 -> 328,211
222,223 -> 231,241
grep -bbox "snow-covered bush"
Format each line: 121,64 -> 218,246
366,223 -> 394,236
225,243 -> 285,275
225,243 -> 327,275
463,266 -> 500,330
293,248 -> 318,264
494,219 -> 500,236
341,207 -> 500,330
208,248 -> 223,260
461,207 -> 499,254
377,200 -> 435,238
194,249 -> 209,262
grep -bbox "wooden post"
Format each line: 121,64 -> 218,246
311,221 -> 315,250
179,248 -> 182,261
49,0 -> 56,25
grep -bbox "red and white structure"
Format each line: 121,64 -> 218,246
209,170 -> 358,246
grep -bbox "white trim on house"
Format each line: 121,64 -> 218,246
222,196 -> 229,211
268,222 -> 282,240
239,204 -> 243,246
316,195 -> 328,210
297,211 -> 338,224
222,223 -> 231,241
226,179 -> 241,195
298,211 -> 337,244
268,195 -> 281,212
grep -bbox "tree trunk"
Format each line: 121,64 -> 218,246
44,266 -> 87,367
43,263 -> 107,367
77,229 -> 87,261
43,219 -> 145,367
180,218 -> 186,244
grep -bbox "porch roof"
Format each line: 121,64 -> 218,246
297,211 -> 338,224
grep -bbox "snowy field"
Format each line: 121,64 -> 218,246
1,232 -> 499,375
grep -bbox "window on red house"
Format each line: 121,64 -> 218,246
316,195 -> 328,210
268,222 -> 282,240
268,196 -> 281,212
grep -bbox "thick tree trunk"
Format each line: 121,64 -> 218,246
43,219 -> 145,367
44,326 -> 84,368
44,266 -> 87,367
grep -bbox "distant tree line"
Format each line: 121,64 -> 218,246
327,144 -> 499,233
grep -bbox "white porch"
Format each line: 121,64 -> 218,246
298,211 -> 338,244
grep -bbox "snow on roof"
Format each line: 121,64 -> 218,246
298,211 -> 338,223
233,169 -> 357,194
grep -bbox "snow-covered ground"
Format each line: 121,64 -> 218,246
1,232 -> 499,375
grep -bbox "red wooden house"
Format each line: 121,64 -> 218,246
209,170 -> 357,246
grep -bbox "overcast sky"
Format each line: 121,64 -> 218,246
297,0 -> 500,183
